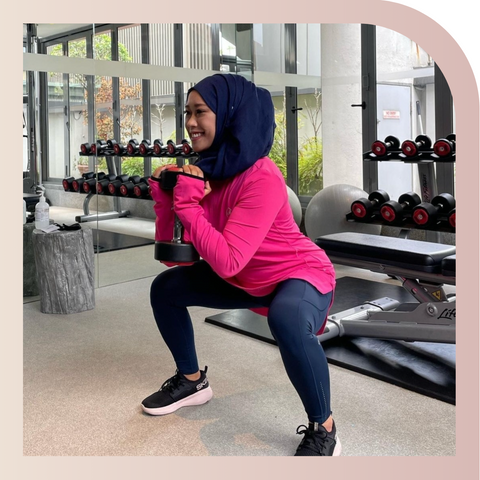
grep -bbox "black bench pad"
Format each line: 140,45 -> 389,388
442,255 -> 456,276
315,232 -> 456,274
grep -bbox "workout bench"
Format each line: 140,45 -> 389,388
314,232 -> 456,344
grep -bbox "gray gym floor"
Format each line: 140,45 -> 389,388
23,207 -> 456,456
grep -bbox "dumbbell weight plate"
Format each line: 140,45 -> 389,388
431,193 -> 456,212
398,192 -> 421,207
159,168 -> 183,190
155,241 -> 200,263
83,178 -> 97,193
119,182 -> 135,196
448,209 -> 456,228
415,135 -> 432,150
62,177 -> 75,192
412,202 -> 437,226
433,139 -> 454,157
384,135 -> 400,150
350,198 -> 370,219
380,201 -> 403,223
369,189 -> 390,205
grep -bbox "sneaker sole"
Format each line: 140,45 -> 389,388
142,386 -> 213,416
333,436 -> 342,456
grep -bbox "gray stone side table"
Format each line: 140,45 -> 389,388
32,228 -> 95,314
23,223 -> 39,297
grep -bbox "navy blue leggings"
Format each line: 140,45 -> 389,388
150,260 -> 333,424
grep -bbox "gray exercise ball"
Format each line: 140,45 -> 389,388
287,185 -> 302,227
305,184 -> 382,240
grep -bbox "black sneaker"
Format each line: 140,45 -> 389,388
294,421 -> 341,456
142,366 -> 213,416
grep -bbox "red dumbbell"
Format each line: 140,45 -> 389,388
96,173 -> 117,194
153,139 -> 166,155
380,192 -> 421,224
133,178 -> 151,199
72,172 -> 95,192
126,139 -> 140,156
371,135 -> 400,157
401,135 -> 432,158
119,176 -> 143,197
139,139 -> 155,156
62,177 -> 76,192
351,190 -> 390,220
107,175 -> 130,195
412,193 -> 456,227
80,143 -> 94,156
433,134 -> 456,158
113,142 -> 128,156
166,139 -> 193,155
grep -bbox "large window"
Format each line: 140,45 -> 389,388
24,23 -> 453,206
46,44 -> 66,179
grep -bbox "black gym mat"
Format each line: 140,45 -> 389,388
91,229 -> 154,254
205,276 -> 456,405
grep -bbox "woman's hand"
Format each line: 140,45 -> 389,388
182,164 -> 212,196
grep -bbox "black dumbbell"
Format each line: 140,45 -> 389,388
401,135 -> 432,158
126,139 -> 140,156
166,139 -> 193,156
62,177 -> 76,192
96,173 -> 117,194
412,193 -> 456,227
82,176 -> 98,194
133,177 -> 151,199
152,139 -> 166,155
113,142 -> 128,156
106,139 -> 119,154
119,176 -> 143,197
92,140 -> 111,156
371,135 -> 401,157
380,192 -> 421,224
139,139 -> 154,156
107,174 -> 130,195
82,171 -> 112,194
351,190 -> 390,220
72,172 -> 96,192
433,134 -> 456,158
154,168 -> 201,263
80,143 -> 95,156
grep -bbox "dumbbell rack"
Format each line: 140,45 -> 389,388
355,134 -> 456,238
70,138 -> 198,223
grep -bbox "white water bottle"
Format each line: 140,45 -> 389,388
35,194 -> 50,229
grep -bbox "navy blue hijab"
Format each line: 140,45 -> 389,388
187,74 -> 275,180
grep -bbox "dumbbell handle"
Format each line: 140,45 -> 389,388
173,215 -> 184,243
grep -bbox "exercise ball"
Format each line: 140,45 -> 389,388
287,186 -> 302,227
305,184 -> 382,240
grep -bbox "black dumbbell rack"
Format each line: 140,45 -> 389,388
345,198 -> 455,233
65,139 -> 198,223
350,134 -> 456,236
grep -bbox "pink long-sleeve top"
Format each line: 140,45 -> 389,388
149,157 -> 336,298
